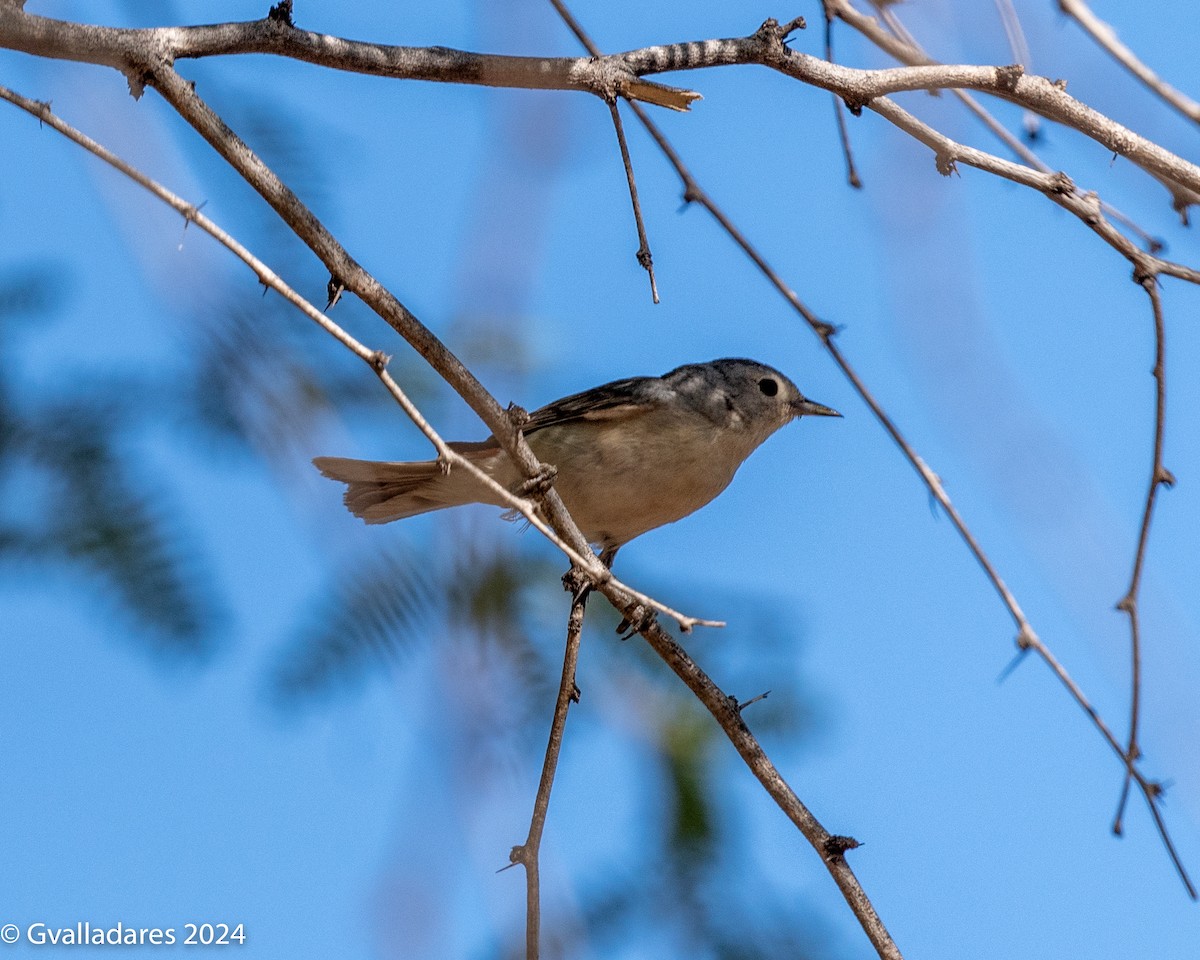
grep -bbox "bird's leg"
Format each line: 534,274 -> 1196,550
616,603 -> 658,639
515,462 -> 558,500
603,548 -> 656,637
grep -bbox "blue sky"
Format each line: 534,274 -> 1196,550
3,1 -> 1200,957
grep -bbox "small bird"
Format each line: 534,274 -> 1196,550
314,358 -> 839,559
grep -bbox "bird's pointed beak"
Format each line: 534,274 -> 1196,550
792,397 -> 841,418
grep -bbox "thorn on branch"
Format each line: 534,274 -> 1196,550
735,690 -> 771,713
995,63 -> 1025,91
1115,594 -> 1135,615
823,834 -> 861,861
325,276 -> 345,310
267,0 -> 295,26
1156,467 -> 1177,488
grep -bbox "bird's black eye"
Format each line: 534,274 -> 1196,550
758,377 -> 779,397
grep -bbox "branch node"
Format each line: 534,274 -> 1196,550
995,63 -> 1025,91
842,96 -> 866,118
1115,594 -> 1135,615
778,16 -> 808,38
267,0 -> 295,27
125,71 -> 149,101
1132,260 -> 1159,288
561,566 -> 592,600
934,152 -> 958,177
1047,172 -> 1076,196
368,350 -> 390,373
1156,466 -> 1177,488
506,401 -> 531,430
823,834 -> 861,861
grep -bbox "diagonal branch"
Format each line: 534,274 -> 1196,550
1058,0 -> 1200,126
550,0 -> 1197,901
866,0 -> 1160,252
0,84 -> 721,634
634,615 -> 902,960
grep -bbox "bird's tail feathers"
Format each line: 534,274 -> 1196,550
313,444 -> 501,524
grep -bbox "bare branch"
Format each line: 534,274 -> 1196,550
0,83 -> 722,634
1059,0 -> 1200,125
4,3 -> 1198,199
820,1 -> 1200,200
0,5 -> 699,110
822,1 -> 864,189
634,616 -> 903,960
552,0 -> 1198,901
509,576 -> 590,960
606,99 -> 659,303
1112,278 -> 1174,842
853,2 -> 1163,250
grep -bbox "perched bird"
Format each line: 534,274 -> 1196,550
314,358 -> 839,559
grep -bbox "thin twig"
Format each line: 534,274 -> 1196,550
1058,0 -> 1200,125
863,1 -> 1161,253
823,1 -> 863,189
0,83 -> 722,635
509,575 -> 590,960
550,0 -> 1197,900
817,0 -> 1200,203
606,98 -> 659,302
1113,276 -> 1174,836
990,0 -> 1040,138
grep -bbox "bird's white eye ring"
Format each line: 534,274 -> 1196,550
758,377 -> 779,397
